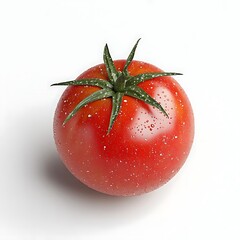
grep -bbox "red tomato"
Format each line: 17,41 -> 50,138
53,41 -> 194,196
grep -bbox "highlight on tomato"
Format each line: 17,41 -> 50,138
52,39 -> 194,196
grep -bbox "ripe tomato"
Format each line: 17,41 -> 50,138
52,40 -> 194,196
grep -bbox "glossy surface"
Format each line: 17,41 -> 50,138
54,60 -> 194,196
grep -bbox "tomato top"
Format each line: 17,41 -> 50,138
52,39 -> 182,134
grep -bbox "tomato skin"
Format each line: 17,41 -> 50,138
53,60 -> 194,196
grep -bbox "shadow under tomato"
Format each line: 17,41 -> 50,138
43,149 -> 176,233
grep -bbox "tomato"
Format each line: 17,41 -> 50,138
52,40 -> 194,196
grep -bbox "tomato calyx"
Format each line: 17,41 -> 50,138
51,39 -> 182,134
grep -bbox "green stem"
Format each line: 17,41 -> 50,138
113,74 -> 128,92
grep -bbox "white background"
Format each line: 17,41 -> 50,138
1,0 -> 240,239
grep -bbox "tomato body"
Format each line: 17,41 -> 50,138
53,60 -> 194,196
